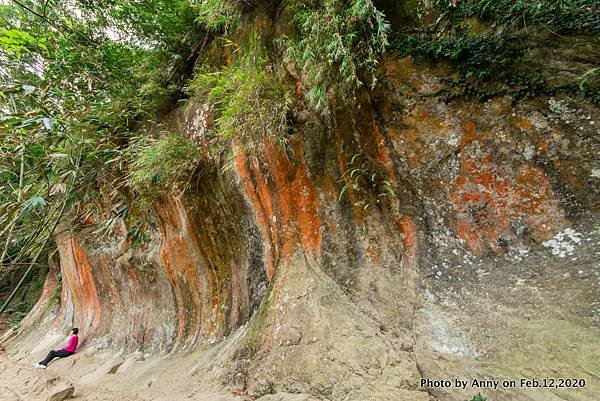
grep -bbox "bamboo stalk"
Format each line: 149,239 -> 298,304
0,145 -> 24,266
0,152 -> 79,314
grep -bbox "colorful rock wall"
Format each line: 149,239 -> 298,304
10,51 -> 598,400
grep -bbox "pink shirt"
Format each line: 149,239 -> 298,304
62,335 -> 79,353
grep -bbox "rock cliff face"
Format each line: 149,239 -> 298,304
4,22 -> 599,401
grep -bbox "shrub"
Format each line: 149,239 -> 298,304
190,57 -> 291,144
193,0 -> 240,32
436,0 -> 599,34
285,0 -> 390,113
393,1 -> 599,103
395,29 -> 523,80
128,134 -> 201,195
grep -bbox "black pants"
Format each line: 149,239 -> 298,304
39,349 -> 74,366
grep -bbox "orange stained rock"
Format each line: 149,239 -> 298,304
381,57 -> 446,93
539,139 -> 551,151
386,127 -> 403,142
408,155 -> 419,168
235,144 -> 279,279
63,238 -> 102,332
370,113 -> 397,180
381,57 -> 415,83
460,121 -> 487,147
235,140 -> 321,280
515,164 -> 567,239
513,116 -> 533,131
451,154 -> 566,254
263,141 -> 321,267
365,246 -> 381,263
403,105 -> 445,135
396,215 -> 418,259
353,115 -> 420,260
156,197 -> 206,343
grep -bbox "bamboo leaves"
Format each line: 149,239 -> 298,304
285,0 -> 390,114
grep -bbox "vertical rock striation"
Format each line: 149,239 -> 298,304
6,50 -> 598,400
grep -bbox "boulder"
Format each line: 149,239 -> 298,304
47,384 -> 74,401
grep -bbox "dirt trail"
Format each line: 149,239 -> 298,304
0,319 -> 251,401
0,344 -> 244,401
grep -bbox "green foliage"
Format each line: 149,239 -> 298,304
252,379 -> 275,397
263,380 -> 275,394
190,56 -> 291,144
578,67 -> 600,104
0,0 -> 201,296
392,0 -> 599,104
285,0 -> 390,113
126,221 -> 150,246
90,200 -> 148,244
67,0 -> 198,47
128,134 -> 201,196
339,153 -> 396,211
6,270 -> 46,328
397,29 -> 521,80
0,118 -> 83,275
437,0 -> 599,34
0,27 -> 46,57
394,29 -> 551,102
94,202 -> 129,238
466,393 -> 487,401
193,0 -> 240,32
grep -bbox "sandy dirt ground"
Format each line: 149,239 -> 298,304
0,333 -> 246,401
0,323 -> 318,401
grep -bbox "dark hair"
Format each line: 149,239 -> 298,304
72,328 -> 79,335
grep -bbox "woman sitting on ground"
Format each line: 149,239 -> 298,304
34,328 -> 79,369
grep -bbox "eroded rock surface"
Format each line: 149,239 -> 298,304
2,39 -> 598,401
